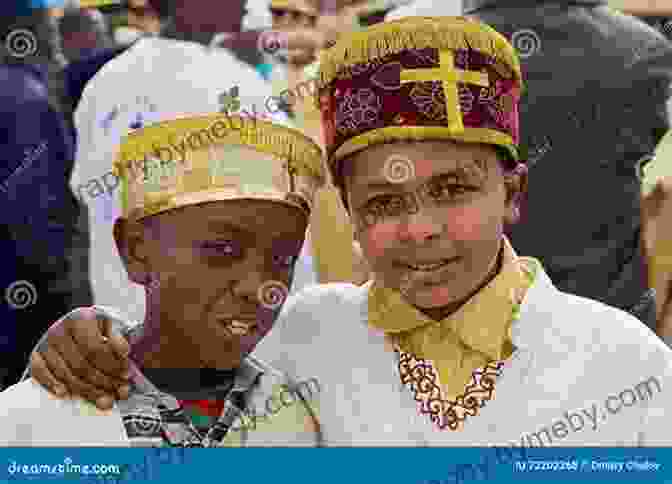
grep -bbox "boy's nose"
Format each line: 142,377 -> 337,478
230,252 -> 269,304
398,209 -> 443,244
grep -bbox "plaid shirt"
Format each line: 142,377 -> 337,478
101,306 -> 322,447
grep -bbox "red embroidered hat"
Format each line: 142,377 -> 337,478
316,16 -> 524,183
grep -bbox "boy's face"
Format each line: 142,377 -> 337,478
345,141 -> 520,314
116,199 -> 308,369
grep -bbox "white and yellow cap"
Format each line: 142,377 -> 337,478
114,114 -> 325,221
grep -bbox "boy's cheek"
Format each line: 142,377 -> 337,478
443,206 -> 496,242
359,220 -> 399,259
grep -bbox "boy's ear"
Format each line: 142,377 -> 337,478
504,163 -> 528,225
113,218 -> 152,286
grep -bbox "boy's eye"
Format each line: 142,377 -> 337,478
201,240 -> 243,257
424,179 -> 475,201
362,194 -> 407,217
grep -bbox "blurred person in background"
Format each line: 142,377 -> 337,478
385,0 -> 459,19
264,0 -> 398,287
58,8 -> 114,63
114,0 -> 162,46
0,5 -> 93,389
465,0 -> 672,336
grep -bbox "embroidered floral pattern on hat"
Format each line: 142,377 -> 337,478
317,17 -> 524,173
458,85 -> 475,114
398,350 -> 504,432
370,62 -> 403,91
335,88 -> 382,135
410,83 -> 447,122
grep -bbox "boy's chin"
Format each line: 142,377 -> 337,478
402,285 -> 466,311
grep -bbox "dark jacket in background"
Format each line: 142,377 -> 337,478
0,63 -> 92,388
465,0 -> 672,330
641,17 -> 672,42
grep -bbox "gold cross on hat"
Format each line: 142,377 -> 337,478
400,50 -> 490,132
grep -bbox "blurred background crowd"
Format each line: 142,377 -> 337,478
1,0 -> 672,390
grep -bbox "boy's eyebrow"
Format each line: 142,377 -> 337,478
363,164 -> 488,191
205,219 -> 251,236
364,181 -> 407,191
205,217 -> 303,241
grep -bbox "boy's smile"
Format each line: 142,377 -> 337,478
344,140 -> 521,317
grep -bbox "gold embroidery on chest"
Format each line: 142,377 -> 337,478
397,349 -> 504,432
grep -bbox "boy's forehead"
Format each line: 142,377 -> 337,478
347,141 -> 496,182
150,200 -> 308,237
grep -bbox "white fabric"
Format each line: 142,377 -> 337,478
385,0 -> 462,20
243,0 -> 273,30
71,37 -> 312,323
113,27 -> 149,46
0,366 -> 317,447
291,231 -> 318,292
0,380 -> 128,447
253,265 -> 672,446
6,264 -> 666,446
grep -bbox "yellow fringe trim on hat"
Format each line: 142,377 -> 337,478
317,17 -> 523,90
269,0 -> 319,16
113,114 -> 326,217
329,125 -> 518,168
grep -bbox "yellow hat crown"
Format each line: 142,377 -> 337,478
114,114 -> 325,221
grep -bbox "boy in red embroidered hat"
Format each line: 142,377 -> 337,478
22,16 -> 672,446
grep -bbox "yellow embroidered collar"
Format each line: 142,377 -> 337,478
368,238 -> 536,402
